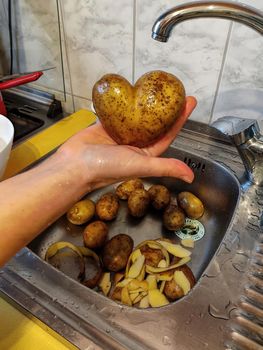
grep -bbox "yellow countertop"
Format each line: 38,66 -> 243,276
0,109 -> 96,350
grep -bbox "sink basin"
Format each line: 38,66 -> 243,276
28,147 -> 240,283
1,122 -> 261,350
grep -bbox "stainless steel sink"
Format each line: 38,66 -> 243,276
0,121 -> 262,350
28,147 -> 240,283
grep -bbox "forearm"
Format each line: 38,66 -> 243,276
0,151 -> 90,266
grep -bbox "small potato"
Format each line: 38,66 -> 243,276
67,199 -> 95,225
178,191 -> 204,219
148,184 -> 171,210
83,221 -> 108,249
128,189 -> 150,217
116,178 -> 144,200
102,234 -> 134,272
96,192 -> 119,221
164,279 -> 184,301
140,245 -> 164,267
163,205 -> 185,231
163,265 -> 195,301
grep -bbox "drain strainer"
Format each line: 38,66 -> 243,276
175,218 -> 205,241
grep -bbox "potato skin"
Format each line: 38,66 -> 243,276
102,234 -> 134,272
148,184 -> 171,210
164,265 -> 195,301
178,192 -> 204,219
128,189 -> 150,217
96,192 -> 119,221
116,178 -> 144,200
163,205 -> 185,230
67,199 -> 95,225
92,71 -> 185,147
140,245 -> 164,267
83,221 -> 108,249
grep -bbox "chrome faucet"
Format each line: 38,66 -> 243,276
152,1 -> 263,185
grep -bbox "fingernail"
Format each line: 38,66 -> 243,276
181,175 -> 194,183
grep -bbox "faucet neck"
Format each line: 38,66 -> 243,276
152,1 -> 263,42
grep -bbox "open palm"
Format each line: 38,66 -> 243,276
60,96 -> 197,189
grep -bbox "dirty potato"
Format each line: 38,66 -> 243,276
140,245 -> 164,267
92,71 -> 186,147
96,192 -> 119,221
128,188 -> 150,217
178,191 -> 204,219
148,184 -> 171,210
67,199 -> 95,225
102,234 -> 134,272
164,265 -> 195,301
163,205 -> 185,231
116,178 -> 144,200
83,221 -> 108,249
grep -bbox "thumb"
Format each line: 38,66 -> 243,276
135,156 -> 194,183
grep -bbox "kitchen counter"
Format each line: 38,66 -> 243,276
0,109 -> 96,350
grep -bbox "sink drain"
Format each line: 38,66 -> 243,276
175,218 -> 205,241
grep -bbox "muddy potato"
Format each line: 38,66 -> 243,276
148,184 -> 171,210
140,245 -> 164,267
83,221 -> 108,249
96,192 -> 119,221
128,188 -> 150,217
163,205 -> 185,231
92,71 -> 185,147
116,178 -> 144,200
102,234 -> 134,272
178,191 -> 204,219
67,199 -> 95,225
164,265 -> 195,301
164,278 -> 184,300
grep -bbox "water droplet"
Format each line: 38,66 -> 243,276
162,335 -> 172,346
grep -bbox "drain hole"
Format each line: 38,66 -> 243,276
184,157 -> 206,173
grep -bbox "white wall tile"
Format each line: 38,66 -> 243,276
61,0 -> 134,100
135,0 -> 231,123
10,0 -> 65,92
212,0 -> 263,130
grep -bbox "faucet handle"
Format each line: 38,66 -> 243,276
212,116 -> 260,145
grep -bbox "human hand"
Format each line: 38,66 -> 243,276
58,96 -> 197,191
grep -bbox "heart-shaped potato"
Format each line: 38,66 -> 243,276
92,70 -> 185,147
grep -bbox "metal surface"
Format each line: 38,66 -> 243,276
152,1 -> 263,42
0,121 -> 262,349
213,116 -> 263,186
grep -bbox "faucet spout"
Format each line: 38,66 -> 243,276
152,1 -> 263,42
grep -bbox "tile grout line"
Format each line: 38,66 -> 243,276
132,0 -> 137,84
209,21 -> 233,123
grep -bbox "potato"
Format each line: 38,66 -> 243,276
92,70 -> 185,147
96,192 -> 119,221
102,234 -> 134,272
164,278 -> 184,300
163,205 -> 185,230
178,192 -> 204,219
140,245 -> 164,267
111,286 -> 122,301
83,221 -> 108,249
128,189 -> 150,217
163,265 -> 195,301
67,199 -> 95,225
148,184 -> 171,210
116,178 -> 144,200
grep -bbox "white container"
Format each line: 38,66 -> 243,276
0,115 -> 14,179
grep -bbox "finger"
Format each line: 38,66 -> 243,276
144,96 -> 197,156
132,156 -> 194,183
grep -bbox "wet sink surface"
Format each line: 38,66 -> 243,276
28,147 -> 240,294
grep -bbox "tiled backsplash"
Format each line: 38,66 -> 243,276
1,0 -> 263,129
